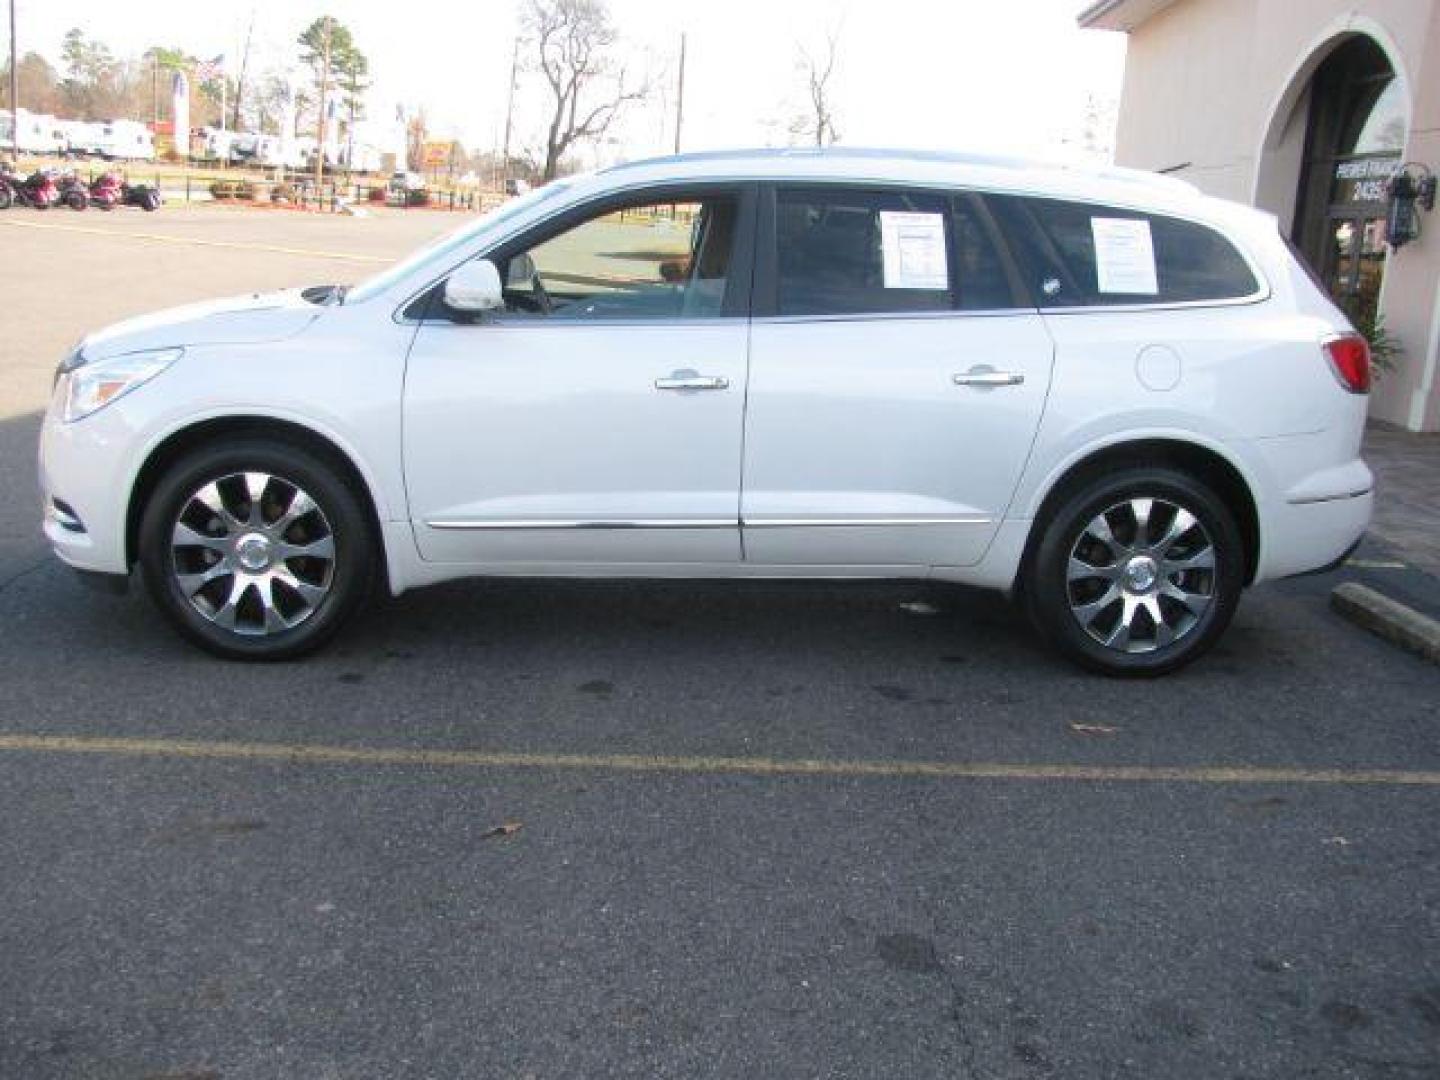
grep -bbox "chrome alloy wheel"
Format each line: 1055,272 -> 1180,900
169,472 -> 336,636
1065,497 -> 1217,654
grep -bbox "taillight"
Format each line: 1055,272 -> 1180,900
1324,334 -> 1371,394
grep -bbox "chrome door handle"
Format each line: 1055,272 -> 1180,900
953,368 -> 1025,388
655,374 -> 729,391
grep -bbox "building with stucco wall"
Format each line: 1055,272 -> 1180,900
1080,0 -> 1440,431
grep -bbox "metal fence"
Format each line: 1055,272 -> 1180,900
7,158 -> 496,212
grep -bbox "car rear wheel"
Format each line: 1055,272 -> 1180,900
138,438 -> 375,660
1024,467 -> 1244,676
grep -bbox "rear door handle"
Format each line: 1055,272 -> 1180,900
953,367 -> 1025,388
655,374 -> 730,391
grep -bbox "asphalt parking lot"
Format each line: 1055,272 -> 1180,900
2,206 -> 1439,1080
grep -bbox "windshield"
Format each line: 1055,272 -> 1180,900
346,180 -> 576,304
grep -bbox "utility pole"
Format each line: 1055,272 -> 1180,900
500,35 -> 519,188
7,0 -> 17,163
673,32 -> 686,155
313,15 -> 332,192
232,8 -> 255,131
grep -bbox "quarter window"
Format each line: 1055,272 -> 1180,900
989,196 -> 1260,306
494,195 -> 739,320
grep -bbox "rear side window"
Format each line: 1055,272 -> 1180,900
989,196 -> 1260,307
776,189 -> 953,316
951,197 -> 1015,310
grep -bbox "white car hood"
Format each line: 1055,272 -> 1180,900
82,289 -> 323,358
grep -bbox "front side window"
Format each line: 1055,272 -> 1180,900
496,195 -> 739,320
990,196 -> 1260,307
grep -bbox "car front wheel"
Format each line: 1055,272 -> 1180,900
138,438 -> 375,659
1024,467 -> 1244,676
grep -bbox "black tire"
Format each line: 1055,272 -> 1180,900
1023,466 -> 1244,676
142,189 -> 161,211
138,437 -> 376,660
64,190 -> 87,211
0,187 -> 11,210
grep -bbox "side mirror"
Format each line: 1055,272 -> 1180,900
444,259 -> 505,314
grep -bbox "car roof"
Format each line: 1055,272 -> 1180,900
591,146 -> 1210,215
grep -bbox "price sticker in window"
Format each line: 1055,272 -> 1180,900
1091,217 -> 1159,295
880,211 -> 949,290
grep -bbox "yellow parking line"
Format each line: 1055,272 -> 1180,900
0,733 -> 1438,786
0,217 -> 390,264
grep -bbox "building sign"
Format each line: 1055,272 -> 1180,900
1332,154 -> 1400,207
422,140 -> 459,171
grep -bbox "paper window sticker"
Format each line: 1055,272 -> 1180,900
1091,217 -> 1159,295
880,211 -> 949,290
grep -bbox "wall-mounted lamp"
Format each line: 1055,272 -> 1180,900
1387,164 -> 1437,249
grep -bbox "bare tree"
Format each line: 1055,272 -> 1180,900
791,29 -> 840,147
524,0 -> 644,181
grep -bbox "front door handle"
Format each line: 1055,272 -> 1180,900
953,367 -> 1025,388
655,373 -> 730,391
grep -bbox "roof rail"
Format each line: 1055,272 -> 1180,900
598,146 -> 1199,194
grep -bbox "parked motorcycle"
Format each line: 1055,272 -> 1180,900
122,181 -> 162,211
0,165 -> 61,210
57,172 -> 89,211
88,172 -> 124,210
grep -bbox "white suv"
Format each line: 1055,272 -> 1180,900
39,149 -> 1373,674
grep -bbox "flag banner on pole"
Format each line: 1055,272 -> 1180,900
172,70 -> 191,155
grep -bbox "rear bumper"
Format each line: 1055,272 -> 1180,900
1256,488 -> 1372,583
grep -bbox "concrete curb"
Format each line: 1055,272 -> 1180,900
1331,582 -> 1440,666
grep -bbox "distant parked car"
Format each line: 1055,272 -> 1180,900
39,149 -> 1373,673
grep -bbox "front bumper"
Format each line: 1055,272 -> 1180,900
38,402 -> 135,576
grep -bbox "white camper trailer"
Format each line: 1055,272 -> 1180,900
93,120 -> 155,161
0,109 -> 67,156
198,127 -> 242,164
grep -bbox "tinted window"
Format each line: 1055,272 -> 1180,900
951,197 -> 1016,310
989,196 -> 1259,306
495,195 -> 738,320
776,189 -> 952,316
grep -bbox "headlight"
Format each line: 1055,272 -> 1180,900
56,348 -> 182,423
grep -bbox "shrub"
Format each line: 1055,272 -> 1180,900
1356,311 -> 1402,378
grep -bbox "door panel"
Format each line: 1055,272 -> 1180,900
405,320 -> 746,563
741,313 -> 1054,566
402,187 -> 753,566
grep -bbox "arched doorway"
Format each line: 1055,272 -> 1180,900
1255,31 -> 1410,329
1293,37 -> 1408,327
